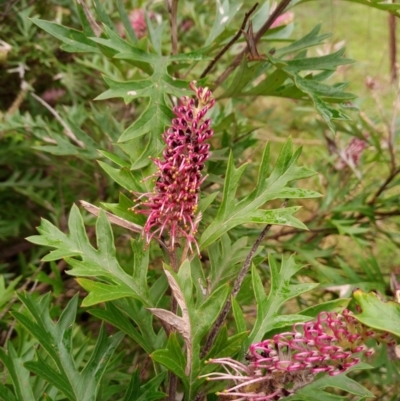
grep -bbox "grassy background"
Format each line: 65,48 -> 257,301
295,0 -> 399,111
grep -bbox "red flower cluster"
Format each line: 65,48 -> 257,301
337,137 -> 368,170
133,82 -> 215,251
203,310 -> 395,400
129,9 -> 147,38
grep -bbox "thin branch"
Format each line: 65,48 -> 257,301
388,78 -> 400,171
213,0 -> 292,89
76,0 -> 102,37
266,226 -> 335,241
168,373 -> 178,401
6,80 -> 34,117
367,166 -> 400,205
79,200 -> 169,252
200,201 -> 287,359
31,93 -> 85,148
389,1 -> 397,83
166,0 -> 179,55
200,3 -> 259,79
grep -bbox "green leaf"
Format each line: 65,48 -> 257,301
93,0 -> 117,32
0,342 -> 36,401
149,261 -> 230,400
145,13 -> 167,55
30,18 -> 100,53
205,0 -> 243,46
27,205 -> 150,306
284,48 -> 353,73
98,161 -> 145,193
136,379 -> 166,401
275,24 -> 331,58
96,51 -> 206,145
12,293 -> 123,401
222,58 -> 260,98
77,278 -> 137,306
200,140 -> 320,248
98,150 -> 130,168
353,289 -> 400,337
0,383 -> 17,401
232,297 -> 247,334
124,370 -> 166,401
222,24 -> 355,129
151,333 -> 188,384
25,356 -> 76,401
293,364 -> 374,401
90,302 -> 154,354
116,0 -> 138,43
201,327 -> 248,362
208,235 -> 257,295
299,298 -> 350,317
0,275 -> 21,309
249,255 -> 317,344
194,284 -> 230,341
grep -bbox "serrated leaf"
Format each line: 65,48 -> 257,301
284,48 -> 353,73
25,357 -> 75,401
0,343 -> 36,401
149,269 -> 192,375
30,18 -> 100,53
222,24 -> 355,129
208,235 -> 256,294
77,278 -> 136,306
90,302 -> 153,354
205,0 -> 243,46
116,0 -> 138,43
201,327 -> 248,363
27,205 -> 150,306
13,293 -> 123,401
249,255 -> 317,344
124,370 -> 166,401
353,289 -> 400,337
200,140 -> 320,248
98,161 -> 144,193
293,366 -> 374,401
0,383 -> 17,401
300,298 -> 350,317
275,24 -> 331,58
151,333 -> 187,384
96,51 -> 204,146
149,260 -> 230,399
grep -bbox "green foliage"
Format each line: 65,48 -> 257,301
249,255 -> 318,343
353,290 -> 400,337
200,139 -> 321,248
27,206 -> 151,306
2,0 -> 400,400
223,25 -> 355,131
290,363 -> 374,401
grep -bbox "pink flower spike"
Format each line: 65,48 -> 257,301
132,82 -> 214,252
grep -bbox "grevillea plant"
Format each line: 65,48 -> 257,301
2,1 -> 400,401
